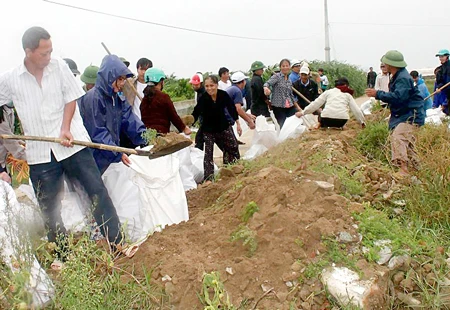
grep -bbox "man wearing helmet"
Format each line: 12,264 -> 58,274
250,61 -> 270,117
80,65 -> 99,91
366,50 -> 425,177
78,54 -> 146,174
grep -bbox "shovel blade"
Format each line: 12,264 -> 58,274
148,140 -> 192,159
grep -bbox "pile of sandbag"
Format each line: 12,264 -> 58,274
18,150 -> 190,245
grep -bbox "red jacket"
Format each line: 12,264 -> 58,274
140,90 -> 186,134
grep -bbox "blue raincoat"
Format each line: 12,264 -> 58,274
416,78 -> 433,110
78,55 -> 146,174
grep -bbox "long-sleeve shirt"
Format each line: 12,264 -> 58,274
292,79 -> 320,109
303,88 -> 365,124
250,75 -> 269,117
263,73 -> 296,108
367,71 -> 377,86
375,73 -> 390,92
192,90 -> 236,133
140,89 -> 186,134
375,67 -> 425,130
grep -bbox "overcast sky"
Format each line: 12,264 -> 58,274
2,0 -> 450,78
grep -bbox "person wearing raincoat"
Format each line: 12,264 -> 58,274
78,55 -> 146,174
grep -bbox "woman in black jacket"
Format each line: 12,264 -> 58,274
192,75 -> 240,181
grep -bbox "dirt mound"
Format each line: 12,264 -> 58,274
133,166 -> 359,308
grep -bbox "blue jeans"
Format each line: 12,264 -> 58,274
29,148 -> 122,248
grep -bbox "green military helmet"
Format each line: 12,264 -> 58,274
380,50 -> 407,68
251,61 -> 265,72
80,65 -> 99,85
120,57 -> 130,67
273,64 -> 280,73
436,49 -> 450,57
144,67 -> 166,84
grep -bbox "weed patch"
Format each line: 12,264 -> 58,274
230,225 -> 257,257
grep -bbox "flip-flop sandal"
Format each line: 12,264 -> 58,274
51,259 -> 64,271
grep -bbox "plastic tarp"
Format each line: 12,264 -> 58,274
0,181 -> 54,308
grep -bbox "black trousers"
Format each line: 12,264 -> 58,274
320,117 -> 348,128
29,148 -> 122,249
272,106 -> 297,128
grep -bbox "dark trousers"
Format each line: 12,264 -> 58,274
203,127 -> 240,181
29,148 -> 122,249
195,126 -> 205,150
320,117 -> 348,128
272,106 -> 297,128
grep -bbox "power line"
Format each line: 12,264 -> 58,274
331,21 -> 450,27
43,0 -> 315,42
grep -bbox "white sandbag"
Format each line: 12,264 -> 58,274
233,116 -> 250,138
277,115 -> 307,143
190,147 -> 218,183
425,108 -> 446,125
251,116 -> 278,149
0,181 -> 54,308
102,163 -> 146,242
360,98 -> 376,115
129,152 -> 189,235
243,144 -> 268,160
175,146 -> 197,191
301,114 -> 319,129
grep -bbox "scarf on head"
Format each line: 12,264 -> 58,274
336,85 -> 354,96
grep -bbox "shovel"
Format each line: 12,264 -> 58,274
424,81 -> 450,101
0,135 -> 192,159
291,87 -> 315,129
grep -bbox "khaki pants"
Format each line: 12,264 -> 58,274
391,122 -> 419,169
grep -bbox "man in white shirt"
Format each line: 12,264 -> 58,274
218,67 -> 232,90
374,63 -> 390,106
123,58 -> 153,119
0,26 -> 123,259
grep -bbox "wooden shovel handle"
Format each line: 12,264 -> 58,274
424,81 -> 450,101
0,134 -> 151,156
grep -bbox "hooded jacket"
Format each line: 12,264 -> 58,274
78,55 -> 146,174
375,68 -> 425,130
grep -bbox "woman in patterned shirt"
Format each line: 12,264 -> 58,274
263,59 -> 300,127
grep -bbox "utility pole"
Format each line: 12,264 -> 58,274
324,0 -> 331,62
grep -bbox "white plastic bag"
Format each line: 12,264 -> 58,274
277,115 -> 307,143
